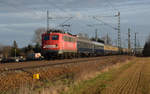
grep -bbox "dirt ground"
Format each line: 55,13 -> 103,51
101,57 -> 150,94
0,56 -> 132,92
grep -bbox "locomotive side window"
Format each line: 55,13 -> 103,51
44,35 -> 50,40
52,35 -> 59,40
63,35 -> 76,42
63,36 -> 68,41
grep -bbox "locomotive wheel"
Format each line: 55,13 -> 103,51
64,53 -> 68,59
60,54 -> 64,59
68,53 -> 72,59
57,54 -> 63,59
77,54 -> 81,58
73,53 -> 76,58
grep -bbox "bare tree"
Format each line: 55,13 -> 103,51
32,28 -> 46,45
13,40 -> 18,49
2,46 -> 11,58
0,44 -> 3,51
11,40 -> 20,57
143,34 -> 150,56
0,44 -> 3,56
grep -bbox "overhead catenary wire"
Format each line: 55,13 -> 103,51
0,1 -> 19,10
55,17 -> 73,28
45,0 -> 72,17
93,16 -> 118,30
104,0 -> 122,49
45,0 -> 74,30
105,0 -> 119,12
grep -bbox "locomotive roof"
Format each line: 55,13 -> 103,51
46,29 -> 76,36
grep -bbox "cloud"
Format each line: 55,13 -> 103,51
0,0 -> 150,47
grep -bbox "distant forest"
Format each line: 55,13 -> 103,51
143,37 -> 150,56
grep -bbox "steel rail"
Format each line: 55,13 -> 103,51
0,57 -> 104,72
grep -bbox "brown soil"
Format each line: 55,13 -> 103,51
0,56 -> 132,92
101,57 -> 150,94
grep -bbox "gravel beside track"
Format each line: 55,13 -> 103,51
0,56 -> 130,72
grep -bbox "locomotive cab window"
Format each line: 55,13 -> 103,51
52,35 -> 59,40
44,35 -> 50,40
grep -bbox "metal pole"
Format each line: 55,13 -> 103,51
95,29 -> 98,42
128,28 -> 131,50
15,48 -> 16,59
118,12 -> 121,53
47,10 -> 49,32
135,32 -> 137,55
107,33 -> 109,44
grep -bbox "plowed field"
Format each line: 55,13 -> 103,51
101,58 -> 150,94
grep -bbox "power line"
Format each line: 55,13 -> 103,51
45,0 -> 74,30
46,0 -> 72,16
47,10 -> 73,31
105,0 -> 119,12
0,1 -> 24,11
59,17 -> 73,25
56,17 -> 73,28
93,16 -> 118,30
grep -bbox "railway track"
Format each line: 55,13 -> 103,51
0,56 -> 114,72
0,55 -> 133,92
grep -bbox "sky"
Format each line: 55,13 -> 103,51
0,0 -> 150,48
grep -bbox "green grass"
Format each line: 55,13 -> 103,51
61,62 -> 134,94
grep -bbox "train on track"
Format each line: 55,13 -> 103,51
42,29 -> 129,59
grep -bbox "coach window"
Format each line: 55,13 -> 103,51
52,35 -> 59,40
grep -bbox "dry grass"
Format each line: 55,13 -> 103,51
0,56 -> 133,94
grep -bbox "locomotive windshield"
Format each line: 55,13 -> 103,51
44,35 -> 50,40
52,35 -> 59,40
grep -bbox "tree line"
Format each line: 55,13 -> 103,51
143,36 -> 150,56
0,41 -> 42,58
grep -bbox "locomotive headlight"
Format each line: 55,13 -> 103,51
43,46 -> 46,48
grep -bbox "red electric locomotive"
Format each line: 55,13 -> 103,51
42,30 -> 77,58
